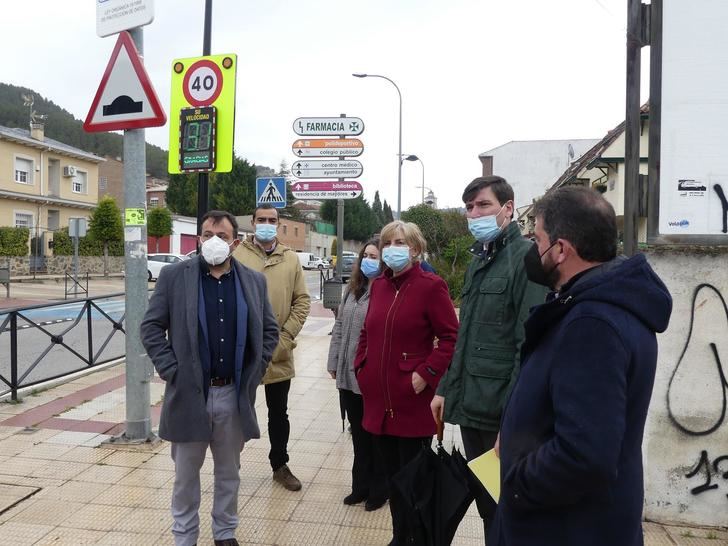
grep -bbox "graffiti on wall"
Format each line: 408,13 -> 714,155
667,283 -> 728,499
715,184 -> 728,234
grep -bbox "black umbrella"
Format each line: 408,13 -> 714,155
339,390 -> 346,432
391,420 -> 477,545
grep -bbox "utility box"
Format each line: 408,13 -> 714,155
322,279 -> 343,310
0,267 -> 9,298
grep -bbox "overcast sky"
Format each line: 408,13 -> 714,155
3,0 -> 648,211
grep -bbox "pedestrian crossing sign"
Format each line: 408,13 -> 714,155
256,177 -> 287,208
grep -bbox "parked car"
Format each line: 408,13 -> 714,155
296,251 -> 316,270
311,257 -> 330,270
339,255 -> 356,281
331,251 -> 356,267
147,253 -> 188,281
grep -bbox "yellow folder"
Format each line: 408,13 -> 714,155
467,448 -> 501,503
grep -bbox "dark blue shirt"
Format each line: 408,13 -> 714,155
200,258 -> 237,379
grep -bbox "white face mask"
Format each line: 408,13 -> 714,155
201,236 -> 233,266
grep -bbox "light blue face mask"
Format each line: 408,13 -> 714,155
360,257 -> 381,279
255,223 -> 277,243
382,245 -> 411,272
468,204 -> 506,243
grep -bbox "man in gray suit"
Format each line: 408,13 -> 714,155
141,210 -> 279,546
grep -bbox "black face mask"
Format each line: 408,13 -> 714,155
524,242 -> 560,289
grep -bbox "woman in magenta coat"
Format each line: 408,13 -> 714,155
354,220 -> 458,546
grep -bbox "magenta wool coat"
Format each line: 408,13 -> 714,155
354,262 -> 459,437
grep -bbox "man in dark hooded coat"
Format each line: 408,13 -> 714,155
490,187 -> 672,546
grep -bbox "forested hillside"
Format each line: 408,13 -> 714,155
0,83 -> 169,178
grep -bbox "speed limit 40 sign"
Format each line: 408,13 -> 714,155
168,54 -> 237,174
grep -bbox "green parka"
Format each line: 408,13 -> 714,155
233,237 -> 311,384
437,222 -> 547,431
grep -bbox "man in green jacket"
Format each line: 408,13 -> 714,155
233,204 -> 311,492
431,176 -> 547,532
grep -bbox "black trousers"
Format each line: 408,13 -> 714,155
265,379 -> 291,471
339,389 -> 387,500
374,434 -> 432,544
460,426 -> 499,530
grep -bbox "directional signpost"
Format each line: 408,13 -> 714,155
292,138 -> 364,158
291,159 -> 363,179
291,181 -> 363,200
291,114 -> 365,283
293,117 -> 364,136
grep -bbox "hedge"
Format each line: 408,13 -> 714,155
52,228 -> 124,256
0,227 -> 29,256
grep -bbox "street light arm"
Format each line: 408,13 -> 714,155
353,72 -> 403,219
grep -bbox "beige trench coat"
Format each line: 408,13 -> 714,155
233,237 -> 311,384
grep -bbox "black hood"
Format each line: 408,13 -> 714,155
558,253 -> 672,333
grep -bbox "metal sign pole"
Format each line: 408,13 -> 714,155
196,0 -> 213,238
120,27 -> 153,443
73,235 -> 79,299
335,113 -> 347,279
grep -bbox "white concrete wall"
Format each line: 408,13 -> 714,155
643,250 -> 728,528
306,229 -> 336,258
481,139 -> 599,209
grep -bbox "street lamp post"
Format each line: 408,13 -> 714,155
352,73 -> 402,219
403,154 -> 425,204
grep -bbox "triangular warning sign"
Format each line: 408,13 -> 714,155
259,181 -> 285,203
84,31 -> 166,133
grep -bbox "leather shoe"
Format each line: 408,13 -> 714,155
365,496 -> 388,511
273,464 -> 302,491
343,491 -> 367,505
214,540 -> 239,546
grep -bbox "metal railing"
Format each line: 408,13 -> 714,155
65,272 -> 89,299
0,292 -> 128,401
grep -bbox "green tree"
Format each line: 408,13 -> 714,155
147,207 -> 173,252
383,201 -> 394,223
87,197 -> 123,276
210,155 -> 257,215
320,196 -> 377,241
402,204 -> 447,258
372,191 -> 385,231
331,238 -> 337,256
166,173 -> 198,216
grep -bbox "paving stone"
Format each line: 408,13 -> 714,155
35,526 -> 106,545
0,521 -> 53,543
240,496 -> 299,521
12,499 -> 85,526
275,520 -> 341,545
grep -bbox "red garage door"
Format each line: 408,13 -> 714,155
181,234 -> 198,255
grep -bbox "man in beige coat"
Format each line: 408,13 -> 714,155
233,204 -> 311,490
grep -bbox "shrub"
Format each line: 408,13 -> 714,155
0,227 -> 29,256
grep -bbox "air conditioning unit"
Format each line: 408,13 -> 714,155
62,165 -> 76,177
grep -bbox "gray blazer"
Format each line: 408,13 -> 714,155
326,287 -> 370,394
140,257 -> 279,443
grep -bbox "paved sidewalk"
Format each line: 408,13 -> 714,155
0,307 -> 726,545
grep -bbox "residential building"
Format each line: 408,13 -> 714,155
521,106 -> 650,241
237,214 -> 306,251
424,189 -> 438,209
0,123 -> 104,251
99,156 -> 170,210
478,139 -> 599,212
98,156 -> 123,205
146,178 -> 168,209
